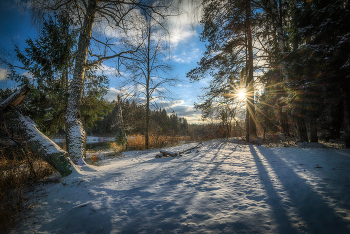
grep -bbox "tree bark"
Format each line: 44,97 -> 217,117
343,92 -> 350,147
65,0 -> 97,164
0,86 -> 30,110
246,0 -> 256,138
309,115 -> 318,142
145,20 -> 151,150
279,106 -> 289,134
295,114 -> 308,142
269,0 -> 284,52
117,96 -> 128,148
270,0 -> 290,135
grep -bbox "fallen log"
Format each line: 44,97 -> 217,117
179,142 -> 203,154
155,142 -> 203,158
159,150 -> 179,157
0,85 -> 74,176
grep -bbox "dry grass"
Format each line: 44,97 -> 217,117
0,143 -> 55,232
127,134 -> 193,150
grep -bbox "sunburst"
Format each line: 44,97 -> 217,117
237,89 -> 246,100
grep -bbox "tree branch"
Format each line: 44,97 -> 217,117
0,85 -> 30,111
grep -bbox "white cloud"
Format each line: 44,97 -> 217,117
93,0 -> 203,47
166,0 -> 203,46
177,84 -> 192,87
171,103 -> 202,123
21,71 -> 34,79
168,28 -> 197,46
105,86 -> 135,101
172,48 -> 201,64
0,68 -> 8,80
96,64 -> 120,76
154,99 -> 202,123
105,88 -> 202,123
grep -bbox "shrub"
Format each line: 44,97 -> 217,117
0,141 -> 55,232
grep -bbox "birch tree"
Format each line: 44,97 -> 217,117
22,0 -> 173,164
121,13 -> 174,149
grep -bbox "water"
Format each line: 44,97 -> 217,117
53,136 -> 116,150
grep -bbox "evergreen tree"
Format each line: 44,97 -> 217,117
286,0 -> 350,145
6,13 -> 110,137
187,0 -> 265,141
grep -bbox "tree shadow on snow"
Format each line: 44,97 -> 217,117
113,141 -> 233,233
250,145 -> 350,234
39,201 -> 113,234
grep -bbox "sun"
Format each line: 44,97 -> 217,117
237,89 -> 246,100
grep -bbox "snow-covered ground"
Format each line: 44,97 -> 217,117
12,140 -> 350,233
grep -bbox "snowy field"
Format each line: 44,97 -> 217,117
12,139 -> 350,233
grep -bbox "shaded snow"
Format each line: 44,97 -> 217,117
13,140 -> 350,233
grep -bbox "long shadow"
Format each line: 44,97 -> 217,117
251,145 -> 350,233
249,145 -> 299,234
33,141 -> 242,233
115,141 -> 232,233
39,201 -> 113,234
275,147 -> 350,207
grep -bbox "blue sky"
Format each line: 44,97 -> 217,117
0,0 -> 209,123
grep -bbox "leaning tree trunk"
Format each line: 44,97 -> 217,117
0,86 -> 74,177
65,0 -> 97,164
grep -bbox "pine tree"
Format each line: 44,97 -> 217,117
187,0 -> 264,141
7,13 -> 109,137
286,0 -> 350,145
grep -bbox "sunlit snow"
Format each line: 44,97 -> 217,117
13,140 -> 350,233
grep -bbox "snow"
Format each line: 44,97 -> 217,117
13,140 -> 350,233
19,115 -> 67,156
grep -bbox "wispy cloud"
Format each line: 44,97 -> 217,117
104,86 -> 139,101
171,48 -> 201,64
168,28 -> 197,46
177,84 -> 192,87
166,0 -> 203,46
105,88 -> 201,122
95,64 -> 121,76
93,0 -> 203,48
0,68 -> 8,80
154,99 -> 202,123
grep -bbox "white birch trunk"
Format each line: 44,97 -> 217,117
65,0 -> 97,164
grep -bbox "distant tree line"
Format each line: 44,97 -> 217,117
88,99 -> 189,137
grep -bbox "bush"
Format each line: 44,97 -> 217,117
0,140 -> 55,232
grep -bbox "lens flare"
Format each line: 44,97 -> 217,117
237,89 -> 246,100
